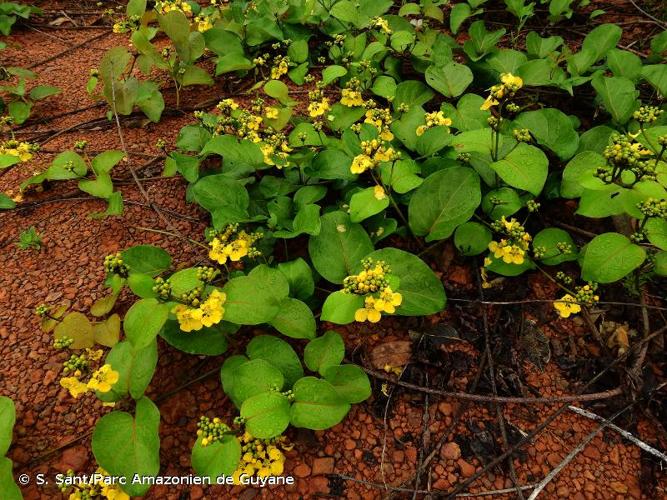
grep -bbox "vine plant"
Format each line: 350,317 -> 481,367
0,0 -> 665,497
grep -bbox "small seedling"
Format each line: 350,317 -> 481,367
16,226 -> 42,250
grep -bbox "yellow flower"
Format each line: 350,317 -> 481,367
350,154 -> 374,174
87,364 -> 120,393
60,376 -> 89,398
200,290 -> 226,327
340,89 -> 364,107
553,294 -> 581,318
373,185 -> 386,200
261,143 -> 276,165
173,304 -> 204,332
270,58 -> 289,79
354,296 -> 382,323
380,128 -> 394,141
376,287 -> 402,314
373,147 -> 397,163
500,73 -> 523,90
480,96 -> 499,111
195,15 -> 213,32
415,125 -> 428,136
308,98 -> 330,118
373,17 -> 392,34
101,484 -> 130,500
265,107 -> 279,120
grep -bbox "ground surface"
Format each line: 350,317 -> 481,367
0,1 -> 666,499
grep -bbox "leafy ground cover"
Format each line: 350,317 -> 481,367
0,0 -> 666,498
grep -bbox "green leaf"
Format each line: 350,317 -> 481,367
97,339 -> 157,401
0,155 -> 19,169
93,314 -> 121,347
221,358 -> 284,408
189,174 -> 250,214
308,211 -> 374,284
122,245 -> 171,275
177,125 -> 211,152
0,396 -> 15,456
379,159 -> 423,194
269,297 -> 317,340
160,319 -> 233,355
322,65 -> 347,86
646,218 -> 667,251
408,166 -> 481,241
123,298 -> 168,349
29,85 -> 61,100
200,135 -> 264,176
127,0 -> 147,17
241,392 -> 290,439
264,79 -> 292,105
642,64 -> 667,97
454,222 -> 492,256
450,3 -> 472,34
416,126 -> 452,157
491,143 -> 548,196
0,458 -> 21,500
8,101 -> 30,124
304,331 -> 345,375
247,335 -> 304,387
349,186 -> 390,222
441,94 -> 490,132
580,233 -> 646,283
277,258 -> 314,300
655,251 -> 667,276
222,265 -> 288,325
309,149 -> 356,180
92,150 -> 125,175
181,65 -> 214,86
46,151 -> 87,180
425,62 -> 473,98
560,151 -> 607,198
0,193 -> 15,210
363,248 -> 446,316
371,75 -> 396,99
54,312 -> 94,349
526,32 -> 563,58
92,397 -> 160,497
192,435 -> 240,479
591,74 -> 639,124
393,81 -> 434,110
79,174 -> 113,199
606,49 -> 642,81
533,228 -> 578,265
513,108 -> 579,160
290,377 -> 351,430
320,291 -> 364,324
322,364 -> 371,404
481,187 -> 522,219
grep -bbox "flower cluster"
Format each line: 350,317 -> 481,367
553,283 -> 599,318
173,289 -> 226,332
340,79 -> 365,107
637,197 -> 667,219
350,139 -> 399,174
200,98 -> 293,168
208,224 -> 263,265
513,128 -> 531,143
60,364 -> 119,399
342,258 -> 402,323
372,16 -> 392,34
364,106 -> 394,141
0,139 -> 37,162
197,265 -> 220,284
553,294 -> 580,318
103,252 -> 129,277
270,55 -> 290,79
633,105 -> 663,125
598,133 -> 655,182
487,217 -> 532,265
54,336 -> 74,349
60,467 -> 129,500
112,15 -> 140,34
63,349 -> 103,374
307,87 -> 331,119
154,0 -> 192,15
152,277 -> 172,300
416,111 -> 452,137
480,73 -> 523,111
232,431 -> 291,481
197,416 -> 231,446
